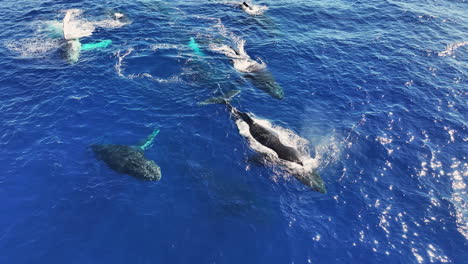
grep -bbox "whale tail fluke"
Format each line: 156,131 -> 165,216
138,128 -> 160,151
198,90 -> 241,105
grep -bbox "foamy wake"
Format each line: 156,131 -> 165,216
438,41 -> 468,57
210,39 -> 266,72
151,44 -> 184,51
114,47 -> 180,83
241,2 -> 269,16
203,17 -> 267,72
115,48 -> 134,77
235,113 -> 320,178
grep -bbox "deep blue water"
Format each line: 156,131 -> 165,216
1,0 -> 467,263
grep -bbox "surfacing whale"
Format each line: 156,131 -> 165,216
210,39 -> 284,99
240,1 -> 269,16
92,129 -> 162,181
201,91 -> 326,193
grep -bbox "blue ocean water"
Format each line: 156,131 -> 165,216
0,0 -> 467,263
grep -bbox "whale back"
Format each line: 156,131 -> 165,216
233,111 -> 303,165
249,122 -> 303,165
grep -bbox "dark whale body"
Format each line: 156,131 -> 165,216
92,144 -> 161,181
227,104 -> 302,165
244,69 -> 284,99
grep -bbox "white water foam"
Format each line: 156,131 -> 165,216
438,41 -> 468,57
115,48 -> 134,77
218,1 -> 268,15
210,39 -> 266,72
62,9 -> 95,40
241,2 -> 269,16
114,47 -> 181,83
5,37 -> 61,58
62,9 -> 130,39
204,18 -> 267,72
6,9 -> 129,59
151,44 -> 184,51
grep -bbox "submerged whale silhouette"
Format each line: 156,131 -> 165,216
201,92 -> 326,193
91,129 -> 161,181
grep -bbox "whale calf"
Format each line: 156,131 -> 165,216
201,92 -> 326,193
92,129 -> 162,181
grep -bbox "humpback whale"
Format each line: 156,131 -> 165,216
61,9 -> 115,63
92,129 -> 162,181
201,92 -> 326,193
210,40 -> 284,99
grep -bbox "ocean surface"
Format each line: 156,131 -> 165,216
0,0 -> 467,263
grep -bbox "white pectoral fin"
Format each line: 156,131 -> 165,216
63,10 -> 73,40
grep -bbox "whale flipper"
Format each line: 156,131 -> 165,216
63,10 -> 81,63
188,37 -> 205,57
63,10 -> 73,40
81,39 -> 112,51
138,128 -> 160,151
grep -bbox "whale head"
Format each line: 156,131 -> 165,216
245,70 -> 284,100
295,170 -> 326,194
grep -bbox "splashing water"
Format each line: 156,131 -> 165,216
114,47 -> 182,83
6,9 -> 129,59
62,9 -> 95,40
210,38 -> 266,72
5,37 -> 61,58
241,2 -> 269,16
438,41 -> 468,57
